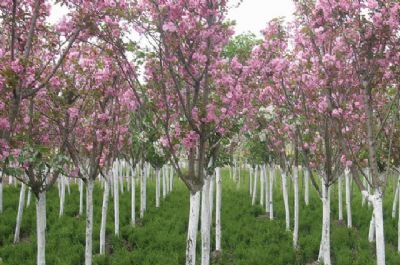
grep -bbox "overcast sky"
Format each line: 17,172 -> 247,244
49,1 -> 295,36
228,0 -> 295,36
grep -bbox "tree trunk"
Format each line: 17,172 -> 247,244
372,190 -> 385,265
215,167 -> 222,252
304,168 -> 309,206
345,168 -> 352,228
59,176 -> 65,217
169,165 -> 174,192
293,166 -> 299,249
36,191 -> 46,265
368,214 -> 375,242
249,166 -> 253,197
26,188 -> 31,208
260,166 -> 264,207
186,191 -> 201,265
269,166 -> 274,220
318,182 -> 331,265
393,177 -> 399,219
14,183 -> 26,243
338,174 -> 343,222
0,177 -> 3,213
201,177 -> 211,265
398,187 -> 400,253
265,164 -> 269,213
156,168 -> 160,208
131,169 -> 136,226
113,167 -> 119,236
209,173 -> 214,223
84,179 -> 94,265
281,171 -> 290,231
79,179 -> 84,216
140,165 -> 146,219
163,166 -> 167,199
99,178 -> 110,255
251,166 -> 258,205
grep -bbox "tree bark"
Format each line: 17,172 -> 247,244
36,191 -> 46,265
393,176 -> 399,218
260,166 -> 264,207
293,166 -> 299,249
79,179 -> 84,216
269,166 -> 274,220
281,171 -> 290,231
131,169 -> 136,226
318,182 -> 331,265
304,168 -> 309,206
372,190 -> 385,265
265,164 -> 269,213
59,176 -> 65,217
84,179 -> 94,265
99,178 -> 110,255
251,166 -> 258,205
215,167 -> 222,252
14,183 -> 26,243
156,168 -> 161,208
140,165 -> 147,219
113,167 -> 120,236
338,174 -> 343,222
186,191 -> 201,265
26,187 -> 31,208
201,177 -> 211,265
345,168 -> 352,228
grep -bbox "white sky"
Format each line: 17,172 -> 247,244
228,0 -> 295,36
49,1 -> 295,37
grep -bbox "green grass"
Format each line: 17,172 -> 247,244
0,169 -> 400,264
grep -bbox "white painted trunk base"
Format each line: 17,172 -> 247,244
201,178 -> 211,265
79,179 -> 84,216
131,171 -> 136,226
37,192 -> 46,265
186,191 -> 201,265
269,166 -> 274,220
293,167 -> 299,249
338,174 -> 343,222
304,168 -> 309,206
140,166 -> 147,219
345,168 -> 352,228
215,168 -> 222,252
100,179 -> 110,255
281,171 -> 290,231
113,168 -> 120,236
156,168 -> 160,208
85,179 -> 94,265
251,166 -> 258,205
318,183 -> 331,265
264,165 -> 269,213
14,183 -> 26,243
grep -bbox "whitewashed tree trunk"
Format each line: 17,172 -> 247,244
162,167 -> 167,199
318,182 -> 331,265
36,191 -> 46,265
345,168 -> 352,228
398,188 -> 400,253
269,166 -> 274,220
251,166 -> 258,205
59,176 -> 65,217
368,214 -> 375,242
140,165 -> 146,219
99,178 -> 110,255
85,179 -> 94,265
79,179 -> 84,216
156,168 -> 160,208
372,191 -> 385,265
209,173 -> 214,222
249,166 -> 253,197
265,164 -> 269,213
260,166 -> 264,207
14,183 -> 26,243
113,167 -> 120,236
393,177 -> 399,218
201,177 -> 211,265
338,174 -> 343,222
293,167 -> 299,249
215,167 -> 222,252
0,178 -> 3,214
281,171 -> 290,231
131,169 -> 136,226
66,177 -> 70,194
169,166 -> 174,192
186,191 -> 201,265
304,168 -> 309,206
26,188 -> 31,208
